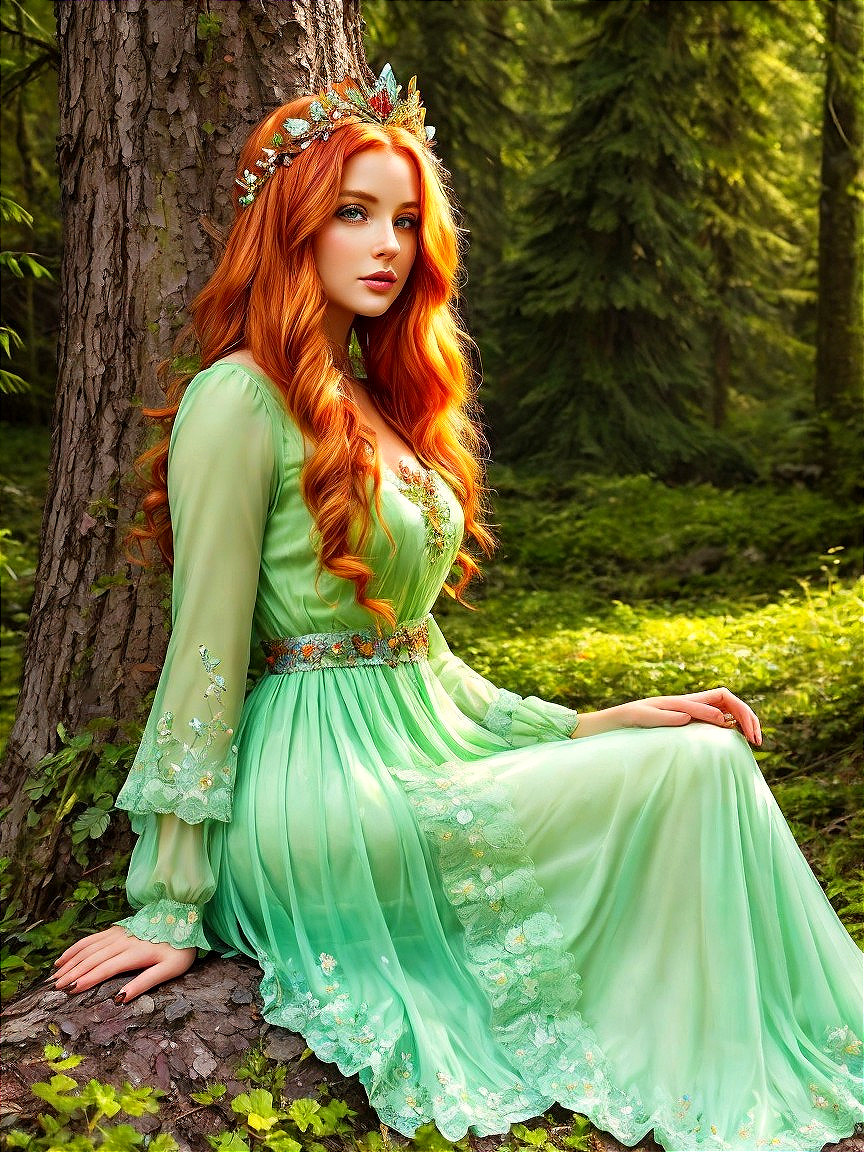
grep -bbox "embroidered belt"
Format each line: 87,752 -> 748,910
262,614 -> 431,674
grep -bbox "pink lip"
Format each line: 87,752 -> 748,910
361,277 -> 396,292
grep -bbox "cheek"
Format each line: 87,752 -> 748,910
314,227 -> 360,279
399,232 -> 419,269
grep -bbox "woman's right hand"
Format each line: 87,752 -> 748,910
51,925 -> 197,1003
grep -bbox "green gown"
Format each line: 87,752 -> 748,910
115,362 -> 863,1150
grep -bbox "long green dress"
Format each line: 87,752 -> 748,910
115,362 -> 863,1150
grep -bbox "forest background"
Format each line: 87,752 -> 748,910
0,0 -> 861,1021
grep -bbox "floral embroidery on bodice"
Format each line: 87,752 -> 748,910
384,457 -> 461,563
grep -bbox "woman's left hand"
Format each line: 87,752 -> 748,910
636,687 -> 762,745
570,686 -> 762,745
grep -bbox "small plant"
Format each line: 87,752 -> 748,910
6,1044 -> 173,1150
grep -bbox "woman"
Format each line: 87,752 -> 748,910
53,66 -> 862,1150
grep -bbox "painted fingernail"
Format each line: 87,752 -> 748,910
114,990 -> 126,1004
65,982 -> 77,992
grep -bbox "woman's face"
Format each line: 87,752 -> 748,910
313,147 -> 421,346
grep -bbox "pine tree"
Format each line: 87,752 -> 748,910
493,0 -> 741,477
693,1 -> 808,432
362,0 -> 563,360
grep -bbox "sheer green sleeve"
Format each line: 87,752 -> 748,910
114,366 -> 279,949
426,614 -> 580,746
115,814 -> 216,950
116,368 -> 277,824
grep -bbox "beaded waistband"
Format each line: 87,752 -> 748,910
261,614 -> 431,674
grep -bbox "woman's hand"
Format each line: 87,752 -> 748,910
51,925 -> 197,1003
570,687 -> 762,746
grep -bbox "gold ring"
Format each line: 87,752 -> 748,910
722,711 -> 741,730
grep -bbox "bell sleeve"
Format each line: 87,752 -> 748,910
113,368 -> 278,950
426,613 -> 580,747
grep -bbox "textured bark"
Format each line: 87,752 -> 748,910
2,964 -> 862,1151
815,0 -> 864,418
0,959 -> 376,1149
0,0 -> 366,918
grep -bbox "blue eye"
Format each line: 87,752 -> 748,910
337,205 -> 366,221
396,215 -> 419,230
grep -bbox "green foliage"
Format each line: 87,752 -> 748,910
478,468 -> 861,605
7,1046 -> 167,1150
484,0 -> 832,484
6,1042 -> 601,1152
0,0 -> 62,422
1,714 -> 138,998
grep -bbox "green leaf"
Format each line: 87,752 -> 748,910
263,1133 -> 301,1152
148,1136 -> 181,1152
0,253 -> 23,277
285,1098 -> 323,1133
409,1123 -> 456,1150
563,1115 -> 592,1151
316,1097 -> 355,1133
511,1125 -> 549,1147
208,1133 -> 250,1151
81,1076 -> 122,1119
5,1131 -> 33,1149
31,1073 -> 81,1113
96,1123 -> 144,1150
0,194 -> 33,226
232,1087 -> 278,1121
71,807 -> 111,844
248,1113 -> 278,1132
118,1081 -> 161,1116
190,1083 -> 227,1104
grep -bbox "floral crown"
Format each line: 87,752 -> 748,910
235,63 -> 436,209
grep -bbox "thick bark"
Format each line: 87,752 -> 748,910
0,0 -> 366,918
815,0 -> 864,418
0,959 -> 376,1150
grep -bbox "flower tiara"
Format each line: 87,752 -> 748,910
235,63 -> 436,209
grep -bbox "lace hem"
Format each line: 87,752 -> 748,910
251,751 -> 863,1146
117,899 -> 209,950
391,757 -> 649,1141
115,645 -> 237,825
259,950 -> 555,1141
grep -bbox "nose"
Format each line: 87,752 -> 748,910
373,219 -> 401,261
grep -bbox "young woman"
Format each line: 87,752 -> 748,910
53,66 -> 862,1151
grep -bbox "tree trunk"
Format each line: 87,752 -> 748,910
815,0 -> 864,418
0,0 -> 366,920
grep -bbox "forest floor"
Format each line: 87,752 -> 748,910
1,422 -> 862,1151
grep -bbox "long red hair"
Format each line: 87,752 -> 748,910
127,89 -> 496,629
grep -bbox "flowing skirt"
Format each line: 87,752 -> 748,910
204,662 -> 864,1150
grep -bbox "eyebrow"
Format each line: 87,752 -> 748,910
338,190 -> 420,209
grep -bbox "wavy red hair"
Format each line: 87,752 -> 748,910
127,86 -> 497,629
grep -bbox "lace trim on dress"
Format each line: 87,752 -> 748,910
252,752 -> 863,1148
115,645 -> 238,825
257,946 -> 556,1140
390,757 -> 651,1143
481,689 -> 523,746
117,898 -> 209,950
